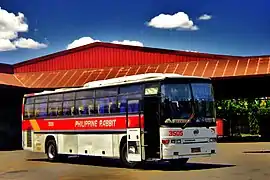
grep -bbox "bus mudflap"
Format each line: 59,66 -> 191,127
127,128 -> 142,162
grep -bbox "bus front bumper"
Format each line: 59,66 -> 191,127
161,142 -> 216,160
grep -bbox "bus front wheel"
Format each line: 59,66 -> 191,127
120,142 -> 139,168
46,139 -> 59,162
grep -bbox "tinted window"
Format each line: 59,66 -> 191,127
35,96 -> 48,103
119,84 -> 143,94
63,101 -> 75,116
25,97 -> 35,104
49,94 -> 63,102
75,99 -> 95,116
191,83 -> 214,101
76,90 -> 94,99
128,99 -> 140,113
64,92 -> 75,101
118,94 -> 142,113
96,97 -> 118,114
48,102 -> 63,117
96,87 -> 118,97
24,104 -> 34,119
34,103 -> 47,118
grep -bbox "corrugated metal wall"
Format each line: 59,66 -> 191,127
13,46 -> 225,73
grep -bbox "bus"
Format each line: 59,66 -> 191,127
22,73 -> 217,168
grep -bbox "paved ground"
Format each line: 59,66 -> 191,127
0,143 -> 270,180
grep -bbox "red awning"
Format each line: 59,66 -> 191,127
14,57 -> 270,88
0,73 -> 25,87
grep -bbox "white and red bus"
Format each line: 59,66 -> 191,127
22,73 -> 217,168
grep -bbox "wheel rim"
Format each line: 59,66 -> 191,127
124,146 -> 130,163
48,144 -> 56,159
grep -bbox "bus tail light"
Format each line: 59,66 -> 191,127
162,139 -> 170,144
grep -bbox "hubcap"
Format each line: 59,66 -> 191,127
48,144 -> 55,159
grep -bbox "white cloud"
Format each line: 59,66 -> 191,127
0,31 -> 17,39
14,38 -> 47,49
147,12 -> 198,31
67,37 -> 100,49
0,39 -> 16,51
67,37 -> 143,49
111,40 -> 143,47
0,7 -> 28,33
0,7 -> 47,51
198,14 -> 212,20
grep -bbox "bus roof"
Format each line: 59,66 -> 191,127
24,73 -> 210,97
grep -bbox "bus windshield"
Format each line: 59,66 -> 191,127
160,81 -> 215,127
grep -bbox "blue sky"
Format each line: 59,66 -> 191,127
0,0 -> 270,64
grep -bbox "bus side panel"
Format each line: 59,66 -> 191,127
32,133 -> 46,152
57,133 -> 125,158
77,134 -> 113,157
112,134 -> 125,158
58,134 -> 78,155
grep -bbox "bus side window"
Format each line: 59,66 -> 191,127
75,99 -> 94,116
95,97 -> 118,115
34,103 -> 47,118
108,97 -> 118,114
48,102 -> 63,117
24,104 -> 34,119
118,94 -> 142,114
128,100 -> 140,113
63,100 -> 75,116
118,96 -> 127,114
96,98 -> 108,114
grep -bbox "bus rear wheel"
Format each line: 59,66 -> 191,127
120,142 -> 139,168
46,139 -> 59,162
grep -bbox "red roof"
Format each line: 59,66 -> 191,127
13,57 -> 270,88
14,42 -> 241,67
0,73 -> 24,87
0,42 -> 268,88
13,42 -> 242,73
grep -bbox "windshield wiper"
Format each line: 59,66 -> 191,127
182,101 -> 195,128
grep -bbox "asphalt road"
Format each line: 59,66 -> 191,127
0,142 -> 270,180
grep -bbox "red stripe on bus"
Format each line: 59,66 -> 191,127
22,115 -> 144,131
22,120 -> 32,130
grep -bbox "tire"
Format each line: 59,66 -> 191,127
46,139 -> 59,162
120,142 -> 139,168
169,158 -> 189,167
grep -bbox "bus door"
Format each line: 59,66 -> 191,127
126,99 -> 143,162
143,96 -> 160,159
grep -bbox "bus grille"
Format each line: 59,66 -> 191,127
26,129 -> 32,147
